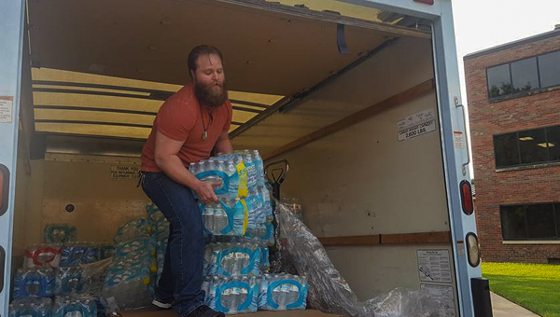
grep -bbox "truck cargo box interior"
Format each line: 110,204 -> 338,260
10,0 -> 458,314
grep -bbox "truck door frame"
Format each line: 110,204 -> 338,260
355,0 -> 483,315
0,0 -> 26,314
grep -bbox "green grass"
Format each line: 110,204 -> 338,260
482,262 -> 560,317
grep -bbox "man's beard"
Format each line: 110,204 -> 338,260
194,81 -> 228,108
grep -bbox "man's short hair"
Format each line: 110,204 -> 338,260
188,45 -> 224,76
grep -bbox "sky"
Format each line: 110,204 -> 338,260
450,0 -> 560,176
453,0 -> 560,103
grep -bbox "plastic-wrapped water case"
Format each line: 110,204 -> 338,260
55,267 -> 83,295
245,221 -> 275,246
204,237 -> 270,274
44,224 -> 77,244
190,153 -> 248,198
24,244 -> 62,268
146,203 -> 170,238
80,258 -> 112,295
200,198 -> 248,236
108,251 -> 156,277
114,237 -> 156,259
82,243 -> 100,264
13,267 -> 55,299
258,245 -> 270,273
203,276 -> 258,315
53,295 -> 97,317
205,243 -> 260,277
113,218 -> 151,244
153,217 -> 170,238
258,274 -> 308,311
245,189 -> 263,231
102,262 -> 153,310
146,203 -> 164,223
9,297 -> 52,317
98,244 -> 115,260
59,244 -> 88,267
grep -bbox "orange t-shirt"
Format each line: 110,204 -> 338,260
141,84 -> 232,172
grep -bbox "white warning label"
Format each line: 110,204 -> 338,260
111,165 -> 140,181
454,131 -> 465,149
417,249 -> 453,283
397,109 -> 436,142
0,96 -> 14,123
421,283 -> 456,316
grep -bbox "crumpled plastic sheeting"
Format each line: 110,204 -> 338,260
364,288 -> 448,317
80,257 -> 112,295
274,202 -> 446,317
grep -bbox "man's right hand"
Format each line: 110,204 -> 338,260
195,180 -> 220,204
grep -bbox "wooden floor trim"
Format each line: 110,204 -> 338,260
318,231 -> 451,246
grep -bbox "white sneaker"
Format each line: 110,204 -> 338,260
152,298 -> 172,309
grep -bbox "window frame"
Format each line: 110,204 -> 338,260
510,56 -> 540,93
493,123 -> 560,169
485,48 -> 560,101
486,61 -> 513,98
500,203 -> 560,241
537,49 -> 560,89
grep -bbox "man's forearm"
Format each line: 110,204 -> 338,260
155,155 -> 200,190
214,137 -> 233,154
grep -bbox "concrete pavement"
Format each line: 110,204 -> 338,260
491,292 -> 540,317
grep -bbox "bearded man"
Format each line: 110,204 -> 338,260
140,45 -> 232,317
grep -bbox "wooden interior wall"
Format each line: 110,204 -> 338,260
41,156 -> 149,243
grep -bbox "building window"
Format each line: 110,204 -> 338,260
501,203 -> 560,240
494,133 -> 519,167
487,64 -> 512,98
494,124 -> 560,168
511,57 -> 539,92
486,50 -> 560,99
538,50 -> 560,88
518,128 -> 548,164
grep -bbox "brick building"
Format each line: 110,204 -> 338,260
465,27 -> 560,263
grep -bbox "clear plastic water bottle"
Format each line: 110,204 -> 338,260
194,160 -> 207,175
220,248 -> 232,275
238,276 -> 249,308
252,150 -> 264,185
213,205 -> 228,234
271,275 -> 280,307
230,285 -> 240,313
203,205 -> 214,233
230,250 -> 240,275
216,160 -> 226,190
287,275 -> 299,305
240,250 -> 249,275
280,280 -> 291,309
216,160 -> 226,173
226,158 -> 237,177
221,279 -> 233,311
244,152 -> 256,188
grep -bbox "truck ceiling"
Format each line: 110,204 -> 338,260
25,0 -> 430,142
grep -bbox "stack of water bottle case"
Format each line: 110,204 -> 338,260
9,149 -> 308,316
194,150 -> 308,314
10,224 -> 114,317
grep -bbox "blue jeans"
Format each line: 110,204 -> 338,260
141,172 -> 205,316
